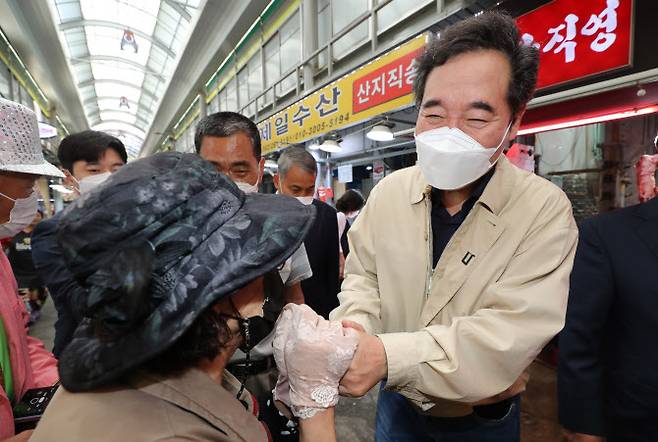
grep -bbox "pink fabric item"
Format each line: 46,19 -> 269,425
273,303 -> 358,419
0,252 -> 58,438
636,154 -> 658,203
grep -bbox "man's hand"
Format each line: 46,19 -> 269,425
562,429 -> 604,442
338,320 -> 387,397
471,370 -> 530,406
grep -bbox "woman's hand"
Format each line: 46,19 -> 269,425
273,304 -> 359,419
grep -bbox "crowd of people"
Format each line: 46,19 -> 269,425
0,10 -> 656,442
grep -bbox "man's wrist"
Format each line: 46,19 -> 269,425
374,335 -> 388,380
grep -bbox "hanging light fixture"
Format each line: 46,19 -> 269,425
366,124 -> 394,141
308,141 -> 321,150
320,139 -> 342,153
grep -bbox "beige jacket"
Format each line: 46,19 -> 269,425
31,368 -> 268,441
331,156 -> 578,416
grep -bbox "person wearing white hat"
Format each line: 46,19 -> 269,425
0,98 -> 61,441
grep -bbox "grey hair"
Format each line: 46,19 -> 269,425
413,11 -> 539,118
194,112 -> 261,160
277,146 -> 317,178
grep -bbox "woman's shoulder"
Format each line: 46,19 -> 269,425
31,384 -> 180,440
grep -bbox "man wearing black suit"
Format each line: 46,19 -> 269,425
274,147 -> 340,318
558,196 -> 658,442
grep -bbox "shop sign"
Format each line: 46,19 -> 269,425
258,34 -> 427,154
517,0 -> 634,90
352,48 -> 424,114
38,122 -> 58,139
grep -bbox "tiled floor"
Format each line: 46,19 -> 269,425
30,301 -> 563,441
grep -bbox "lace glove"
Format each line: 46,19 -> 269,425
273,304 -> 358,419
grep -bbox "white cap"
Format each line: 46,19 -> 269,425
0,97 -> 64,178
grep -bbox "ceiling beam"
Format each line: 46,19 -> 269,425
70,55 -> 166,80
89,109 -> 152,128
77,79 -> 160,102
89,118 -> 148,133
83,96 -> 154,119
163,0 -> 192,21
83,95 -> 139,108
59,19 -> 176,58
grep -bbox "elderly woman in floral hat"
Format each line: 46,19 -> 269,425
29,152 -> 359,441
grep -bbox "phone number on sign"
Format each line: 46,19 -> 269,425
276,112 -> 352,146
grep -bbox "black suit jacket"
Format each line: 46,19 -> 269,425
558,197 -> 658,438
300,199 -> 340,319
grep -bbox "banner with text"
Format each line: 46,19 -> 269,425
517,0 -> 633,90
258,34 -> 427,154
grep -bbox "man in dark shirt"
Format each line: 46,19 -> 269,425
274,147 -> 341,319
8,211 -> 43,290
7,210 -> 46,322
32,131 -> 127,356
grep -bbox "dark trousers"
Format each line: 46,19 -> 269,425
375,385 -> 520,442
607,418 -> 658,442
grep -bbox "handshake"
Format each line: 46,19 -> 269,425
272,304 -> 359,419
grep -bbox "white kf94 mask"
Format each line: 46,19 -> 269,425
415,122 -> 512,190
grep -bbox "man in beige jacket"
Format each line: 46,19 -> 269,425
330,11 -> 578,441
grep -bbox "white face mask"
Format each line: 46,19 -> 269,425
295,196 -> 314,206
415,123 -> 512,190
78,172 -> 112,194
0,191 -> 38,239
235,180 -> 259,194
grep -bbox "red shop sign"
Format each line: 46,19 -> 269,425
352,48 -> 424,114
516,0 -> 634,90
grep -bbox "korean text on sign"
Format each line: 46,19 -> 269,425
352,48 -> 424,114
516,0 -> 633,89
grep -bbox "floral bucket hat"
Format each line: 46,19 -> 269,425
56,152 -> 315,391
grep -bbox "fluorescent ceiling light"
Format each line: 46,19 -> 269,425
518,105 -> 658,136
264,160 -> 278,169
320,139 -> 342,153
367,124 -> 394,141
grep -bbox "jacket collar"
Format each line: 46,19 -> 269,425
409,155 -> 518,215
128,368 -> 262,440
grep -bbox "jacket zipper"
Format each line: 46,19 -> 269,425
424,190 -> 433,299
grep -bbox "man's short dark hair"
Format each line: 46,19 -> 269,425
57,130 -> 128,171
194,112 -> 262,160
413,11 -> 539,117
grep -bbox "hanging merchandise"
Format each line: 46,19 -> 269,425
120,30 -> 138,53
506,143 -> 536,173
372,160 -> 385,184
636,154 -> 658,202
317,187 -> 334,203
